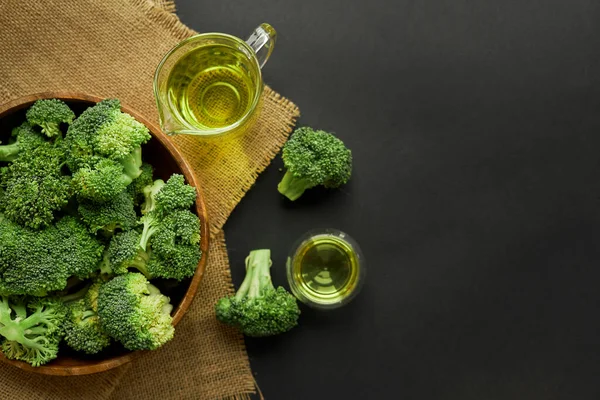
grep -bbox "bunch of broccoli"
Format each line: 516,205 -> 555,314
0,99 -> 203,366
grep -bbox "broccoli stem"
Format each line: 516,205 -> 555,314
0,324 -> 46,352
0,325 -> 22,342
24,326 -> 47,336
0,142 -> 20,162
234,256 -> 256,301
277,170 -> 313,201
141,179 -> 165,215
162,303 -> 174,315
255,257 -> 275,292
11,302 -> 28,320
244,250 -> 272,299
129,250 -> 151,278
139,216 -> 158,251
99,250 -> 112,275
120,147 -> 143,180
81,310 -> 96,320
147,283 -> 160,295
61,284 -> 91,303
1,308 -> 43,334
41,123 -> 60,138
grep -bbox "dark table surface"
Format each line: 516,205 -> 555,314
177,1 -> 600,398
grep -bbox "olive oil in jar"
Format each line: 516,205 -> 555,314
165,44 -> 260,130
287,230 -> 365,309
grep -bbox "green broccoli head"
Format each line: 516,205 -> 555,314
0,141 -> 71,229
278,127 -> 352,201
0,219 -> 69,296
0,296 -> 67,366
154,174 -> 197,216
64,98 -> 150,176
0,216 -> 103,296
148,210 -> 201,281
98,273 -> 174,351
139,175 -> 197,251
26,99 -> 75,138
53,216 -> 105,280
78,190 -> 137,235
0,122 -> 46,162
94,112 -> 150,161
228,287 -> 301,337
64,98 -> 119,170
11,122 -> 46,150
72,159 -> 133,203
107,230 -> 150,276
107,211 -> 200,282
63,297 -> 111,355
215,249 -> 300,337
1,174 -> 71,230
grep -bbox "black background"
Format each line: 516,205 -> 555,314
178,1 -> 600,399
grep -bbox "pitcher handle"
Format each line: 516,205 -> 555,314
246,23 -> 277,68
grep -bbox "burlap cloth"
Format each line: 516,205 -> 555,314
0,0 -> 300,399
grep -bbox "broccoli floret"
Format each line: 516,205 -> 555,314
277,127 -> 352,201
107,230 -> 150,276
78,190 -> 137,235
0,296 -> 67,366
64,99 -> 118,171
148,210 -> 201,280
53,216 -> 105,280
98,273 -> 174,351
63,299 -> 111,354
64,98 -> 150,181
0,221 -> 64,296
0,122 -> 46,162
140,179 -> 164,215
106,211 -> 200,281
72,159 -> 134,203
0,141 -> 71,229
119,147 -> 144,182
94,113 -> 150,161
63,283 -> 111,354
153,174 -> 197,214
26,99 -> 75,138
127,162 -> 154,206
215,250 -> 300,337
140,175 -> 196,251
0,216 -> 103,296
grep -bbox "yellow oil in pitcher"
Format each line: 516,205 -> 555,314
166,44 -> 260,130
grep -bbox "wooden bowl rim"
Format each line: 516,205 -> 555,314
0,92 -> 210,376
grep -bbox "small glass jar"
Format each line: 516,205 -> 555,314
286,229 -> 365,310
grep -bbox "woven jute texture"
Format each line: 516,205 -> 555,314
0,0 -> 300,399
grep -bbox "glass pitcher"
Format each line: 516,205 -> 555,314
153,23 -> 276,137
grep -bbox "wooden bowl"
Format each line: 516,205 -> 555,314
0,93 -> 209,375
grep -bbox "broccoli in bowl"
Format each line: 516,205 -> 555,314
0,96 -> 206,370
